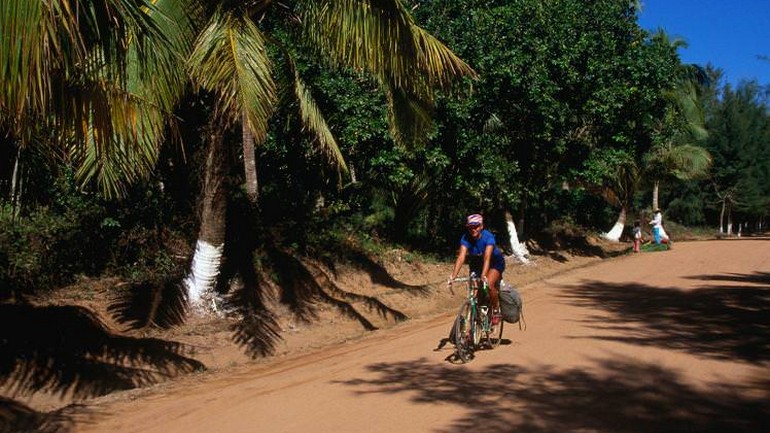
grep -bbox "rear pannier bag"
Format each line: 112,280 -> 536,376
499,282 -> 522,324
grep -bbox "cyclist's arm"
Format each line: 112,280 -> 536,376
450,245 -> 469,280
481,244 -> 493,281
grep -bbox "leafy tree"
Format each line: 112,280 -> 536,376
177,1 -> 476,312
411,0 -> 684,245
644,34 -> 712,212
2,1 -> 477,311
577,25 -> 689,241
705,80 -> 770,233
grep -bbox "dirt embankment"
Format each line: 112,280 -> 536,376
2,236 -> 628,415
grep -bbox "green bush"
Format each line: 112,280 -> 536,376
0,200 -> 112,296
0,173 -> 194,298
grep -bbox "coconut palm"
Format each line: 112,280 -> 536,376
136,0 -> 478,312
588,149 -> 641,242
646,78 -> 712,211
645,33 -> 712,211
3,1 -> 475,313
0,0 -> 191,199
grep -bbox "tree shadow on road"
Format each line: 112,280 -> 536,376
0,397 -> 94,433
338,357 -> 770,433
0,304 -> 203,433
559,271 -> 770,363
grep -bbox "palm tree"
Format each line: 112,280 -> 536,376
645,34 -> 712,211
593,149 -> 641,242
2,1 -> 475,313
0,0 -> 189,199
140,0 -> 478,312
647,78 -> 712,211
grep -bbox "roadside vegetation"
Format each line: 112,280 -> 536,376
1,0 -> 768,422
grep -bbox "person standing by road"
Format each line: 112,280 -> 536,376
649,208 -> 672,249
448,213 -> 505,325
633,220 -> 643,253
650,209 -> 663,244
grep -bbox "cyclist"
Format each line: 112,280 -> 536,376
448,213 -> 505,325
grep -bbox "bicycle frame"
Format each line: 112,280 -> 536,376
449,273 -> 496,362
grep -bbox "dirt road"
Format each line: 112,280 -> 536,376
73,239 -> 769,433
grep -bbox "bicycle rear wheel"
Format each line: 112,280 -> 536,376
453,301 -> 475,362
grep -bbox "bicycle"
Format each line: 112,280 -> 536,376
448,273 -> 504,363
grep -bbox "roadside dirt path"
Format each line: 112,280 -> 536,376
72,239 -> 770,433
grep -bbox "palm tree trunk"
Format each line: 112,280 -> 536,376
603,206 -> 627,242
185,125 -> 228,314
652,180 -> 659,211
10,147 -> 21,219
719,199 -> 726,234
505,211 -> 530,264
242,112 -> 259,203
517,197 -> 527,239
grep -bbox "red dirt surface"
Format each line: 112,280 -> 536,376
62,238 -> 769,433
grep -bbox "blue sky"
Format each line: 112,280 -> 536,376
637,0 -> 770,88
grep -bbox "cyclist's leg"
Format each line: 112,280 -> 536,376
486,268 -> 502,311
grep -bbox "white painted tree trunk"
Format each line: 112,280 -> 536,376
603,207 -> 627,242
184,240 -> 224,313
505,211 -> 530,264
185,126 -> 228,316
652,180 -> 659,211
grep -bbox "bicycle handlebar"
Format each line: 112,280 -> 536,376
450,273 -> 485,283
448,274 -> 490,298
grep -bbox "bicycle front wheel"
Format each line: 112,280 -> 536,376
453,301 -> 475,362
486,319 -> 504,349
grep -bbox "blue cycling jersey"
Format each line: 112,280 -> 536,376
460,229 -> 505,274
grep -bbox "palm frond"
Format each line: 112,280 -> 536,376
0,0 -> 169,117
384,83 -> 434,148
667,80 -> 708,141
187,9 -> 276,142
2,0 -> 187,196
1,0 -> 75,123
409,23 -> 478,86
291,68 -> 349,175
662,144 -> 712,180
483,113 -> 504,133
63,76 -> 167,197
301,0 -> 476,92
127,0 -> 202,113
